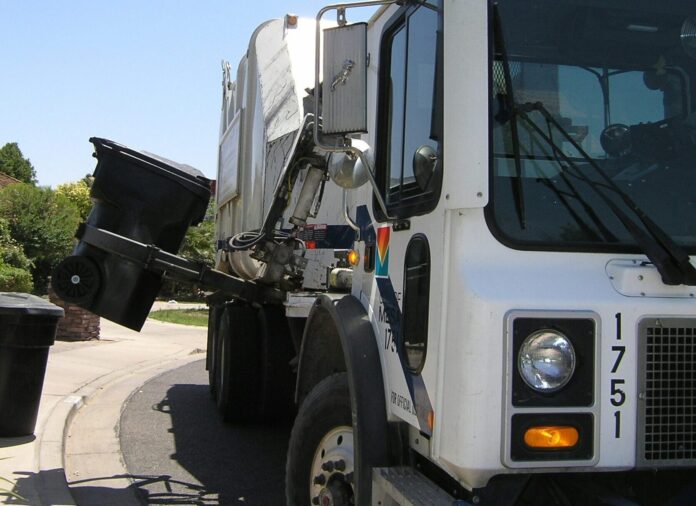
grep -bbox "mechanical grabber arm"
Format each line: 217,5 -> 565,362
220,114 -> 332,289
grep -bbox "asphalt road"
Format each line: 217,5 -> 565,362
120,359 -> 292,505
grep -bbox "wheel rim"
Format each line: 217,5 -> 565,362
53,256 -> 100,304
310,426 -> 354,506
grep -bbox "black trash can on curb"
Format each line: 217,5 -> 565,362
52,138 -> 211,331
0,293 -> 64,437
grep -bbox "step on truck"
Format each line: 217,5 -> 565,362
53,0 -> 696,504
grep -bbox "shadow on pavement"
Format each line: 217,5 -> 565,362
3,469 -> 60,505
153,384 -> 291,505
72,473 -> 217,505
120,361 -> 291,505
8,469 -> 216,505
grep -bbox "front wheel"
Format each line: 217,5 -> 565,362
286,373 -> 355,506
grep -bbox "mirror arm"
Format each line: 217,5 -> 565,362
358,149 -> 393,219
314,0 -> 400,222
343,189 -> 361,237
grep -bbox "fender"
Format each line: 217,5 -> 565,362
296,294 -> 390,505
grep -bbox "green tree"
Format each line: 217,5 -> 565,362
56,179 -> 92,220
0,183 -> 80,293
179,213 -> 215,264
0,218 -> 34,292
0,143 -> 36,184
160,200 -> 216,300
0,219 -> 33,272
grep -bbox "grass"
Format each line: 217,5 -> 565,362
149,309 -> 209,327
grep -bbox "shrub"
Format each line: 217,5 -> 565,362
159,201 -> 216,301
0,218 -> 33,292
0,183 -> 80,293
55,179 -> 92,220
0,263 -> 33,292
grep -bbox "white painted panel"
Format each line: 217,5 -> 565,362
443,0 -> 489,208
217,112 -> 240,206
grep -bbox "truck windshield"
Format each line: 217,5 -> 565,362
488,0 -> 696,253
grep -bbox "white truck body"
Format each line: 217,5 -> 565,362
211,1 -> 696,504
216,17 -> 346,286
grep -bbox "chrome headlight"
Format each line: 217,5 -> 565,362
518,330 -> 576,392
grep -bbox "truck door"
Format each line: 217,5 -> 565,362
369,0 -> 443,433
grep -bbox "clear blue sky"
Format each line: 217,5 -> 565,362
0,0 -> 365,187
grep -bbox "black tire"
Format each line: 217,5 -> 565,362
286,373 -> 354,506
257,305 -> 297,421
52,255 -> 101,305
206,305 -> 222,398
215,303 -> 261,423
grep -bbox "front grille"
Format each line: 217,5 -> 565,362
637,318 -> 696,467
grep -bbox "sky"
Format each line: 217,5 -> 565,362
0,1 -> 373,187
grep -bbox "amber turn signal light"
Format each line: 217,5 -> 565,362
347,250 -> 360,266
524,426 -> 579,449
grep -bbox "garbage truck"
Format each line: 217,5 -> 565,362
54,0 -> 696,504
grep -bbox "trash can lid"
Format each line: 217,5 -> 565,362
0,293 -> 65,317
89,137 -> 211,199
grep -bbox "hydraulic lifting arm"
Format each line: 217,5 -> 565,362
68,223 -> 285,305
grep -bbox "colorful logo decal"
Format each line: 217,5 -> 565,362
376,226 -> 390,278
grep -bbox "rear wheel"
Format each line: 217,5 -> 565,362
215,302 -> 296,423
286,373 -> 355,506
257,305 -> 297,421
206,305 -> 222,398
215,303 -> 260,423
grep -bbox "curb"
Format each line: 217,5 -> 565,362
37,395 -> 83,506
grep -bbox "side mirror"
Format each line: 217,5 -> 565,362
413,144 -> 439,191
327,140 -> 371,189
322,22 -> 367,135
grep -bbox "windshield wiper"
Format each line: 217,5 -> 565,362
515,101 -> 696,286
536,170 -> 619,243
493,4 -> 616,239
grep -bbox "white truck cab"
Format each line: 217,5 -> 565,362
210,1 -> 696,504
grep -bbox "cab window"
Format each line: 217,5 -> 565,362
377,1 -> 443,219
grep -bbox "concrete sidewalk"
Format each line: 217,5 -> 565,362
0,309 -> 208,505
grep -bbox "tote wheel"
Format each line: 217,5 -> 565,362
52,256 -> 101,304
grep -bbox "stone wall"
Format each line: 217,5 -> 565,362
48,282 -> 100,341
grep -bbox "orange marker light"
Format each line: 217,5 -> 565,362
285,14 -> 298,27
347,249 -> 360,266
524,426 -> 579,449
427,410 -> 435,432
